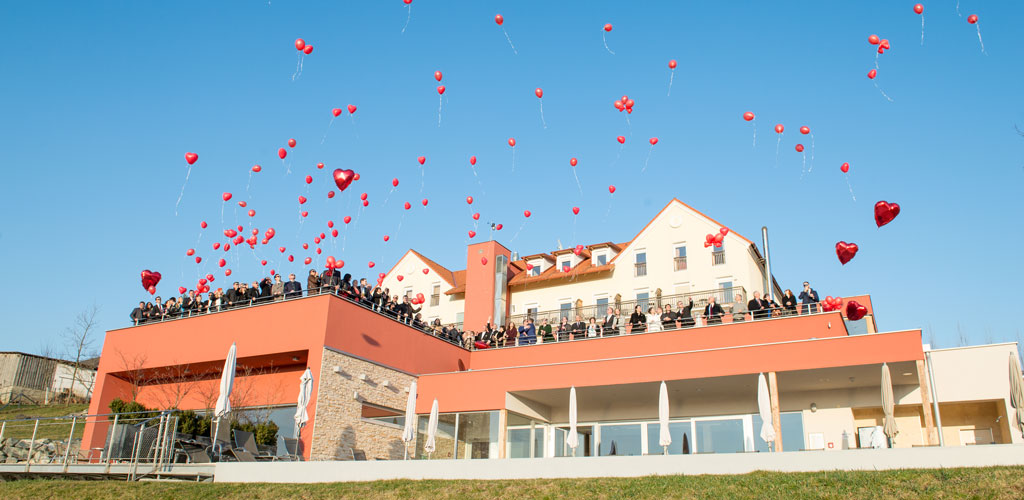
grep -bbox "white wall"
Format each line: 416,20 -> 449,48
379,251 -> 464,327
52,362 -> 96,400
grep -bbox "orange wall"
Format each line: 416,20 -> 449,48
415,329 -> 925,413
463,241 -> 510,331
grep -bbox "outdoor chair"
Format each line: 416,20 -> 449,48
182,444 -> 212,463
352,449 -> 367,461
277,437 -> 301,461
229,448 -> 257,462
233,429 -> 275,460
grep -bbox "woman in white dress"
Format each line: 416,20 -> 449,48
586,317 -> 599,338
646,306 -> 663,332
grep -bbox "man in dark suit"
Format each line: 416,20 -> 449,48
677,299 -> 696,328
397,296 -> 421,324
798,281 -> 820,314
283,274 -> 302,299
570,315 -> 586,340
225,282 -> 240,308
602,307 -> 618,336
748,291 -> 770,320
130,301 -> 145,325
703,296 -> 724,325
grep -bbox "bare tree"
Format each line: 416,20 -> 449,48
62,305 -> 100,406
115,349 -> 149,402
925,323 -> 938,350
149,363 -> 202,410
956,321 -> 969,347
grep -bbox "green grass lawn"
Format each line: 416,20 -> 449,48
1,467 -> 1023,499
0,404 -> 89,440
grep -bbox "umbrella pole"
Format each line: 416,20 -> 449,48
212,417 -> 220,458
662,445 -> 667,456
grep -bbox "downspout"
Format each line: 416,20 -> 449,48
761,226 -> 775,302
925,350 -> 945,446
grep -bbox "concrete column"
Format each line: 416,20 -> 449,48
497,409 -> 508,459
768,371 -> 782,452
916,359 -> 939,445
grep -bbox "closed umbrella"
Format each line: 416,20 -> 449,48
424,398 -> 439,458
881,363 -> 898,446
757,373 -> 776,449
402,381 -> 417,459
566,386 -> 579,456
293,368 -> 313,439
658,381 -> 671,454
212,342 -> 237,454
1009,354 -> 1024,437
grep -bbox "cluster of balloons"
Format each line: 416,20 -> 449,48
820,295 -> 844,312
613,95 -> 635,114
703,227 -> 729,248
140,270 -> 162,295
294,38 -> 313,54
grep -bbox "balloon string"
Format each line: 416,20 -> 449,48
845,174 -> 857,202
419,167 -> 425,194
396,211 -> 406,238
538,99 -> 547,129
612,143 -> 623,167
667,69 -> 674,97
641,144 -> 654,175
292,54 -> 303,81
220,201 -> 225,226
808,133 -> 815,173
283,158 -> 291,175
873,82 -> 894,102
956,0 -> 962,17
975,25 -> 985,54
602,32 -> 615,55
401,4 -> 411,34
437,94 -> 443,127
175,166 -> 192,216
921,15 -> 925,46
470,165 -> 484,195
874,52 -> 879,71
321,116 -> 335,145
751,120 -> 757,148
572,168 -> 583,197
501,27 -> 518,55
800,151 -> 807,178
603,195 -> 613,225
509,220 -> 528,243
510,147 -> 516,174
246,170 -> 253,196
383,186 -> 395,207
774,135 -> 781,168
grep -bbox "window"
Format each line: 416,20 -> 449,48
404,287 -> 413,299
530,264 -> 541,276
695,419 -> 745,454
595,253 -> 608,266
526,304 -> 538,321
455,312 -> 464,326
752,412 -> 805,452
718,281 -> 733,303
712,241 -> 725,265
674,246 -> 687,271
646,421 -> 692,455
559,302 -> 573,321
560,260 -> 571,272
360,403 -> 405,428
598,423 -> 642,456
634,251 -> 647,277
493,255 -> 508,326
596,297 -> 609,312
430,283 -> 440,307
636,292 -> 650,312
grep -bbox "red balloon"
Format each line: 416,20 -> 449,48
305,175 -> 313,184
417,156 -> 426,165
840,162 -> 850,173
422,198 -> 428,206
327,220 -> 334,228
347,104 -> 357,114
343,216 -> 352,224
570,157 -> 578,167
222,192 -> 232,202
288,138 -> 297,148
743,111 -> 754,121
279,246 -> 286,253
333,169 -> 356,191
614,100 -> 624,111
362,200 -> 368,207
495,224 -> 503,230
404,202 -> 411,210
495,14 -> 503,25
331,229 -> 339,237
184,152 -> 198,165
535,88 -> 543,98
523,210 -> 531,218
317,162 -> 325,169
625,99 -> 634,109
846,301 -> 868,321
397,275 -> 403,281
603,23 -> 612,32
470,155 -> 477,165
196,256 -> 202,263
913,3 -> 923,14
649,137 -> 658,145
422,269 -> 429,276
332,108 -> 342,117
186,248 -> 195,256
303,45 -> 313,55
466,196 -> 474,204
261,260 -> 268,266
225,268 -> 233,277
218,258 -> 226,268
237,201 -> 247,208
508,137 -> 516,147
616,136 -> 625,144
800,126 -> 810,135
437,85 -> 445,95
369,261 -> 375,268
360,192 -> 367,200
301,211 -> 308,217
468,230 -> 476,238
868,34 -> 880,45
251,164 -> 262,173
473,212 -> 480,220
774,124 -> 784,134
213,242 -> 221,249
608,185 -> 616,194
572,206 -> 580,215
327,191 -> 336,198
383,235 -> 390,242
248,209 -> 255,217
288,255 -> 294,262
668,59 -> 677,69
298,195 -> 307,204
200,221 -> 207,228
967,14 -> 977,24
874,201 -> 901,227
720,227 -> 729,236
295,38 -> 305,51
434,70 -> 443,81
140,270 -> 162,291
835,241 -> 859,265
178,286 -> 187,295
278,148 -> 287,159
481,257 -> 488,265
867,69 -> 877,79
795,144 -> 804,152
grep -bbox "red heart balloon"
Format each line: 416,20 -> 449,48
874,201 -> 900,227
333,169 -> 356,192
140,270 -> 162,291
572,206 -> 580,215
397,275 -> 404,281
846,300 -> 868,321
472,213 -> 480,220
835,241 -> 859,265
422,268 -> 429,275
468,230 -> 476,238
184,152 -> 198,165
348,104 -> 357,114
178,286 -> 187,295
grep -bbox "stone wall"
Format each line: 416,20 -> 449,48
0,438 -> 80,463
309,348 -> 417,461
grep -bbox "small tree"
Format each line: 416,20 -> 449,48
115,349 -> 149,402
62,305 -> 100,406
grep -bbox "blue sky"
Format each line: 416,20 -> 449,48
1,1 -> 1021,355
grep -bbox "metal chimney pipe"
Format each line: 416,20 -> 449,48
761,226 -> 775,303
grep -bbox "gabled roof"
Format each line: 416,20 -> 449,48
522,253 -> 556,262
508,255 -> 613,286
384,249 -> 457,287
444,270 -> 467,295
587,242 -> 623,252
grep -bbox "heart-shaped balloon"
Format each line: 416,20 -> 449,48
397,275 -> 404,281
572,207 -> 580,215
835,241 -> 859,265
333,169 -> 356,192
140,270 -> 162,291
348,104 -> 357,114
383,235 -> 390,242
846,300 -> 868,321
332,108 -> 342,117
472,213 -> 480,220
526,263 -> 534,270
468,230 -> 476,238
178,286 -> 187,295
184,152 -> 198,165
874,201 -> 900,227
573,245 -> 583,256
422,268 -> 429,275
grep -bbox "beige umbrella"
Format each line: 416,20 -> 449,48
881,363 -> 898,445
1009,354 -> 1024,437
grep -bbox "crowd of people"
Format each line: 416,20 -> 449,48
130,270 -> 824,352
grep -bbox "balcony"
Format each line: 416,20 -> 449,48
712,251 -> 726,266
634,262 -> 647,277
673,256 -> 687,271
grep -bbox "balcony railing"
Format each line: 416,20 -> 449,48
634,262 -> 647,277
673,256 -> 687,271
507,286 -> 747,328
712,251 -> 726,266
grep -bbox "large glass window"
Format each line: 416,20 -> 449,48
508,429 -> 532,458
415,413 -> 457,459
752,412 -> 805,452
456,411 -> 500,459
595,297 -> 609,312
636,292 -> 650,312
596,253 -> 608,266
493,255 -> 508,326
674,246 -> 687,271
598,424 -> 642,456
555,425 -> 593,457
646,421 -> 692,455
695,419 -> 745,454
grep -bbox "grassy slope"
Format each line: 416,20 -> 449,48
0,404 -> 90,440
1,467 -> 1023,500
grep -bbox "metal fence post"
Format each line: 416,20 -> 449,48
62,416 -> 77,471
25,419 -> 39,472
0,421 -> 6,445
104,413 -> 118,472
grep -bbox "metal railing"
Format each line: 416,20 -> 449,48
507,286 -> 748,328
712,251 -> 726,266
634,262 -> 647,277
673,256 -> 687,271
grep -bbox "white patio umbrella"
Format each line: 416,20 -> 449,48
1009,354 -> 1024,437
566,386 -> 579,455
293,368 -> 313,439
658,381 -> 671,454
424,398 -> 439,458
401,381 -> 417,459
757,373 -> 776,449
212,342 -> 237,453
881,363 -> 898,446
